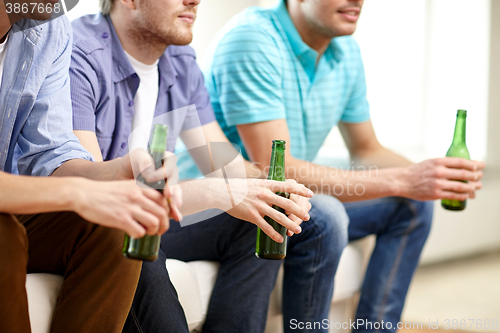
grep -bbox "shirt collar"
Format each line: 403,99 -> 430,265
104,15 -> 178,91
271,0 -> 344,80
104,15 -> 137,83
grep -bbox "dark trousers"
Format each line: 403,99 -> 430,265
124,201 -> 344,333
0,212 -> 142,333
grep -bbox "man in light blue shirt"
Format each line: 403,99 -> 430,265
197,0 -> 486,332
0,3 -> 172,331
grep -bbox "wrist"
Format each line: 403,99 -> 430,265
386,167 -> 409,198
210,178 -> 232,210
62,178 -> 86,213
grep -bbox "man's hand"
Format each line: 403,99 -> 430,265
227,179 -> 313,243
285,193 -> 312,236
114,149 -> 183,221
71,178 -> 170,238
397,158 -> 485,201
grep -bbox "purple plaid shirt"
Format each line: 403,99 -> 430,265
69,14 -> 215,160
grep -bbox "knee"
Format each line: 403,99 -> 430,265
405,199 -> 434,237
308,195 -> 349,253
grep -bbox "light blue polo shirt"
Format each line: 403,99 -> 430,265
178,0 -> 369,178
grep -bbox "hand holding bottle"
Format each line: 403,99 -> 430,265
71,178 -> 169,238
396,157 -> 484,202
226,178 -> 313,243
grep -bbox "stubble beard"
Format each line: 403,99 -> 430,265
129,7 -> 193,58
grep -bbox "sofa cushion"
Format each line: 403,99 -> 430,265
25,239 -> 372,333
25,273 -> 64,333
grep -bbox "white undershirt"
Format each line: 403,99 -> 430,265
0,35 -> 10,92
125,51 -> 160,152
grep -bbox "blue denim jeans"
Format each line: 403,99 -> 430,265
344,197 -> 434,333
123,197 -> 346,333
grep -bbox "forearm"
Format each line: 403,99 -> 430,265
0,172 -> 77,214
283,157 -> 403,202
352,146 -> 413,168
51,158 -> 120,180
177,178 -> 229,216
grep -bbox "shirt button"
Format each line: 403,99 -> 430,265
121,142 -> 127,149
129,100 -> 134,107
102,32 -> 109,39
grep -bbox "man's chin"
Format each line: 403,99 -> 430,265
171,33 -> 193,46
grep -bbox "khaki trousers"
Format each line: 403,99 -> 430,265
0,212 -> 142,333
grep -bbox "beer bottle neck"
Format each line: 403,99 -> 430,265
149,124 -> 168,168
268,148 -> 286,182
452,113 -> 467,145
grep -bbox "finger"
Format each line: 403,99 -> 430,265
254,215 -> 284,243
159,217 -> 170,235
268,180 -> 314,198
129,149 -> 155,178
440,180 -> 476,193
121,217 -> 147,239
439,157 -> 478,171
141,188 -> 168,210
437,190 -> 469,201
138,190 -> 170,233
269,194 -> 310,221
288,213 -> 304,226
468,191 -> 476,199
440,168 -> 480,182
163,153 -> 179,185
144,165 -> 166,183
130,208 -> 160,236
469,181 -> 482,190
167,197 -> 183,222
171,185 -> 183,208
159,184 -> 182,222
472,160 -> 486,171
262,205 -> 302,234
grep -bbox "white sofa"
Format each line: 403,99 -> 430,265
26,238 -> 372,333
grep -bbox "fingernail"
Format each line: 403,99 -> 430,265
307,190 -> 314,197
295,226 -> 302,234
289,231 -> 294,236
276,235 -> 284,243
304,213 -> 310,220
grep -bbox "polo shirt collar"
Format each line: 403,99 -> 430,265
272,0 -> 344,80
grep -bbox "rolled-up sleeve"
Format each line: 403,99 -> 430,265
16,21 -> 94,177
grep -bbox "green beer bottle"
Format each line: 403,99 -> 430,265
442,110 -> 470,211
123,124 -> 168,261
255,140 -> 289,260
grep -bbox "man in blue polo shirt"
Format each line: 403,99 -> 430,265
68,0 -> 345,332
195,0 -> 486,332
